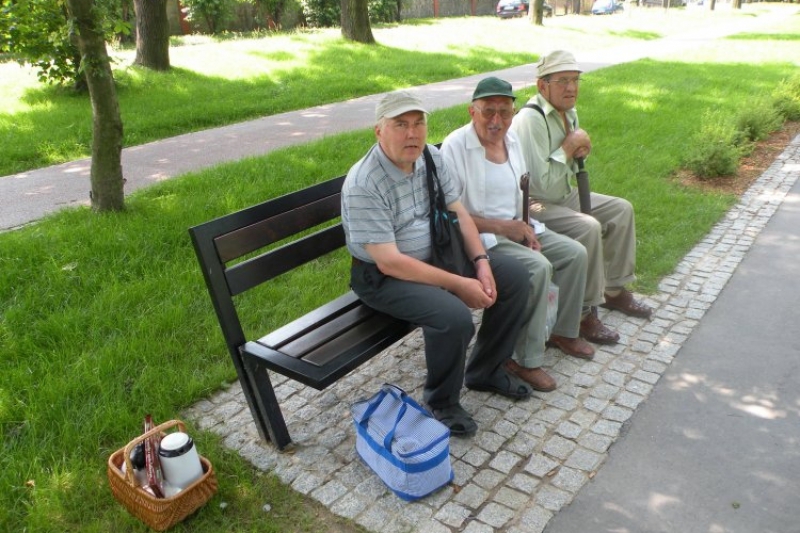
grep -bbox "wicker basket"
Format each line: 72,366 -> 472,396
107,419 -> 218,531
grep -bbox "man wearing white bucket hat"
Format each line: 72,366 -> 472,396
511,50 -> 652,346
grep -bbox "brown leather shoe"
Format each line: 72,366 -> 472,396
580,307 -> 620,345
601,288 -> 653,319
547,335 -> 595,360
505,359 -> 556,392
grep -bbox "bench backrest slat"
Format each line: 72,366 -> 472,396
225,225 -> 345,296
214,193 -> 342,263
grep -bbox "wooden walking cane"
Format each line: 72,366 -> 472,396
520,172 -> 530,225
575,157 -> 592,215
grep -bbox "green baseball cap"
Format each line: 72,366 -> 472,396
472,77 -> 516,101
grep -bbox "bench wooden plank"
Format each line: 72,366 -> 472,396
225,225 -> 345,297
261,306 -> 374,360
215,194 -> 342,263
257,292 -> 361,349
242,314 -> 413,390
299,313 -> 413,368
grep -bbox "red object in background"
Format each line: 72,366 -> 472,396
177,1 -> 191,34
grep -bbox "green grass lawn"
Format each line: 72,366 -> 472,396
1,4 -> 800,533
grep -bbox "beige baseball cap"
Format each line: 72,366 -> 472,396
375,91 -> 428,122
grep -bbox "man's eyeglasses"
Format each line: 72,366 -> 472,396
473,105 -> 515,120
545,77 -> 582,87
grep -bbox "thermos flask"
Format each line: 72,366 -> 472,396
158,432 -> 204,490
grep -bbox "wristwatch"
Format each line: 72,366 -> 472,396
472,254 -> 490,264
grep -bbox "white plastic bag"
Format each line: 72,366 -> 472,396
545,282 -> 559,338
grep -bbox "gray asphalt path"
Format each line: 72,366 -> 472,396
545,168 -> 800,533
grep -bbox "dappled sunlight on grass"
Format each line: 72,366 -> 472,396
729,32 -> 800,41
609,29 -> 661,40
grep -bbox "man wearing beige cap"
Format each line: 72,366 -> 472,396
511,50 -> 652,345
342,90 -> 532,436
442,76 -> 596,394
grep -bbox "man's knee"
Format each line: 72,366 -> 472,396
517,249 -> 553,283
439,304 -> 475,340
569,239 -> 589,268
493,252 -> 537,295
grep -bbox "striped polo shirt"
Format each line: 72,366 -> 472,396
342,143 -> 461,263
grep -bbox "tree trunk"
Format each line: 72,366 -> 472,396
732,0 -> 742,8
341,0 -> 375,44
66,0 -> 125,212
530,0 -> 544,25
133,0 -> 170,70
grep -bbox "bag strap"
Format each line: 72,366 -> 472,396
382,400 -> 408,451
357,384 -> 415,453
358,389 -> 388,425
423,145 -> 452,249
520,102 -> 551,147
423,145 -> 445,216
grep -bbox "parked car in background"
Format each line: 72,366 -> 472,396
641,0 -> 686,6
496,0 -> 553,18
591,0 -> 624,14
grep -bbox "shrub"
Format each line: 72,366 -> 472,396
369,0 -> 400,23
683,111 -> 743,179
772,74 -> 800,122
302,0 -> 340,27
183,0 -> 236,33
735,97 -> 782,143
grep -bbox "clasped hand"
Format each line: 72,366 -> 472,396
453,261 -> 497,309
563,128 -> 591,160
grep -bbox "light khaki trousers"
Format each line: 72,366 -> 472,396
492,231 -> 587,369
535,189 -> 637,308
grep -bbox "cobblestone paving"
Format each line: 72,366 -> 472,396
183,135 -> 800,533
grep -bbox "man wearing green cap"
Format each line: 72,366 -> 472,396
342,90 -> 533,437
442,76 -> 596,393
511,50 -> 652,344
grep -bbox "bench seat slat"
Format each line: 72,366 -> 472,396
242,316 -> 413,390
257,291 -> 362,348
262,306 -> 374,359
300,313 -> 410,367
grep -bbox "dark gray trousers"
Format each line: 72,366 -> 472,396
350,251 -> 529,410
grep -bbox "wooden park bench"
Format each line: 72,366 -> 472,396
189,174 -> 414,451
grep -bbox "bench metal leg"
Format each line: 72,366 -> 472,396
241,353 -> 293,451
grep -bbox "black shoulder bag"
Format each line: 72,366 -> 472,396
422,146 -> 475,278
